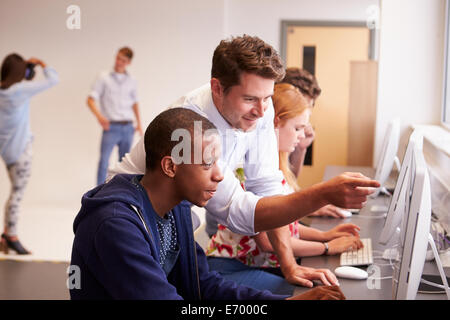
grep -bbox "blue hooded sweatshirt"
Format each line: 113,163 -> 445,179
70,174 -> 287,300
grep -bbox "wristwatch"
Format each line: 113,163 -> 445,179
323,242 -> 329,255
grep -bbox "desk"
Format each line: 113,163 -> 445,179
293,165 -> 449,300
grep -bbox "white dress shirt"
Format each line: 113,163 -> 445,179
108,84 -> 284,235
89,71 -> 138,121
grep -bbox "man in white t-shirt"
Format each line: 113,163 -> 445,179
87,47 -> 143,185
109,35 -> 380,288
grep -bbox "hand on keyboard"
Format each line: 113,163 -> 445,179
327,236 -> 364,255
340,238 -> 373,266
323,223 -> 361,240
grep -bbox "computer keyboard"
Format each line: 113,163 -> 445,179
340,238 -> 373,267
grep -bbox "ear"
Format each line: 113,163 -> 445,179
160,156 -> 176,178
274,115 -> 281,128
210,78 -> 223,99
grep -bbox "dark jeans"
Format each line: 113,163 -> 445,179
207,257 -> 295,296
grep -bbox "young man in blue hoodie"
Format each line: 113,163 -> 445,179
70,108 -> 345,300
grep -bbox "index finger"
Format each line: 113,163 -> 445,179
316,272 -> 332,286
345,224 -> 361,235
345,228 -> 360,237
348,186 -> 379,198
340,223 -> 360,231
344,172 -> 371,179
318,269 -> 339,286
347,177 -> 380,188
293,276 -> 314,288
347,223 -> 361,232
355,238 -> 364,249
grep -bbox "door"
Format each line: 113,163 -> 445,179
284,24 -> 371,187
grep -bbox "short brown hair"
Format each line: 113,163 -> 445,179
118,47 -> 133,60
280,68 -> 321,101
211,35 -> 285,93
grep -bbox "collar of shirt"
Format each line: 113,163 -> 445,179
110,70 -> 129,83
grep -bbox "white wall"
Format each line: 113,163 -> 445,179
3,0 -> 443,213
0,0 -> 225,208
375,0 -> 445,162
0,0 -> 383,211
224,0 -> 379,51
225,0 -> 446,167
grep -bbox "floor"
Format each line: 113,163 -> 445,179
0,206 -> 77,262
0,260 -> 69,299
0,205 -> 75,299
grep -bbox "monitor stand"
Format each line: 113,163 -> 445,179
381,233 -> 450,299
425,233 -> 450,299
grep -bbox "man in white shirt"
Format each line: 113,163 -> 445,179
109,35 -> 380,288
87,47 -> 143,185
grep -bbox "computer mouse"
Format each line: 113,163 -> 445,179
337,209 -> 352,218
370,205 -> 388,213
334,266 -> 368,280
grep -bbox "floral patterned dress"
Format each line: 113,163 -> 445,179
206,172 -> 300,268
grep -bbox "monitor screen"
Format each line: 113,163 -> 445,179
371,118 -> 400,198
379,129 -> 424,244
391,144 -> 431,300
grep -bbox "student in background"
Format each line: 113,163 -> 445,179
206,83 -> 363,295
0,54 -> 59,254
280,68 -> 320,177
70,108 -> 345,300
87,47 -> 143,186
280,68 -> 347,219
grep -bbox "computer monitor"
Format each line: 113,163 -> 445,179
391,143 -> 431,300
379,130 -> 424,244
371,118 -> 401,198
